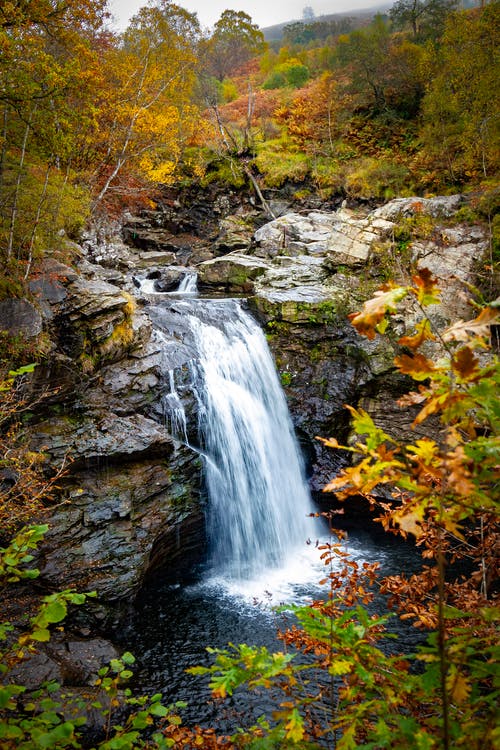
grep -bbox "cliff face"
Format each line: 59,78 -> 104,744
1,189 -> 489,611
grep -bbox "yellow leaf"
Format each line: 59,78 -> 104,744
285,708 -> 305,743
398,318 -> 435,350
329,659 -> 353,675
447,668 -> 471,704
392,506 -> 425,538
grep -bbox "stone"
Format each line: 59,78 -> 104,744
0,298 -> 42,338
30,412 -> 172,466
372,194 -> 464,221
37,457 -> 203,599
197,252 -> 270,293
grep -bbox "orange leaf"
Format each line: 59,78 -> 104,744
394,353 -> 436,380
411,267 -> 441,306
398,318 -> 435,350
348,284 -> 407,340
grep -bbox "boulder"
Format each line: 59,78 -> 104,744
253,209 -> 394,265
0,298 -> 42,338
372,194 -> 464,221
197,252 -> 270,293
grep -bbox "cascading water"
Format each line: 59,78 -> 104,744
124,293 -> 422,729
188,300 -> 316,581
148,295 -> 317,585
177,270 -> 197,294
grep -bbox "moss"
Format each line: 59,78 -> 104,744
280,370 -> 293,386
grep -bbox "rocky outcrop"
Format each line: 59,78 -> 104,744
17,259 -> 205,615
4,190 -> 490,615
241,195 -> 489,489
253,208 -> 394,264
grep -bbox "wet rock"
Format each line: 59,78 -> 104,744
0,298 -> 42,338
8,637 -> 119,689
197,252 -> 269,293
37,456 -> 203,599
213,214 -> 256,254
30,412 -> 172,467
152,267 -> 186,292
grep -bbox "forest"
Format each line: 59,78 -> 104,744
0,0 -> 499,748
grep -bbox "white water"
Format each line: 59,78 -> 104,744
163,370 -> 189,445
187,300 -> 318,584
137,270 -> 197,296
177,270 -> 197,294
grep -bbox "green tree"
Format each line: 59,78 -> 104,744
336,15 -> 424,115
390,0 -> 459,40
420,4 -> 500,184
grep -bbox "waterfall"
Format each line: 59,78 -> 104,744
177,271 -> 197,294
136,269 -> 198,296
187,300 -> 315,581
162,370 -> 188,445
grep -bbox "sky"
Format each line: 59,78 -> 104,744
108,0 -> 385,32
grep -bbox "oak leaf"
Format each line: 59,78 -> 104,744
410,267 -> 441,306
348,284 -> 407,340
443,307 -> 500,343
451,346 -> 481,382
398,318 -> 435,349
394,353 -> 436,380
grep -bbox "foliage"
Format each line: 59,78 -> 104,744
262,60 -> 310,90
419,4 -> 500,186
254,141 -> 310,188
201,10 -> 265,83
344,157 -> 410,200
0,526 -> 226,749
390,0 -> 459,40
189,271 -> 500,748
0,365 -> 68,542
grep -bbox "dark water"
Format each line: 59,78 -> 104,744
123,288 -> 424,733
118,521 -> 423,732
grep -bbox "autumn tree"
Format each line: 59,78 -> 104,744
90,0 -> 201,210
0,0 -> 108,279
202,10 -> 265,82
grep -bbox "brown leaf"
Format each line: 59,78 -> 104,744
410,267 -> 441,306
348,284 -> 407,339
394,353 -> 436,380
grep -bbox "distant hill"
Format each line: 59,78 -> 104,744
261,3 -> 392,41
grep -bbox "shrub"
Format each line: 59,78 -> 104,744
344,157 -> 410,199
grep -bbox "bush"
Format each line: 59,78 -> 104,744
344,157 -> 410,199
262,60 -> 310,90
254,140 -> 310,187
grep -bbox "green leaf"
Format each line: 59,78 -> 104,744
149,702 -> 169,717
31,628 -> 51,642
43,600 -> 67,624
